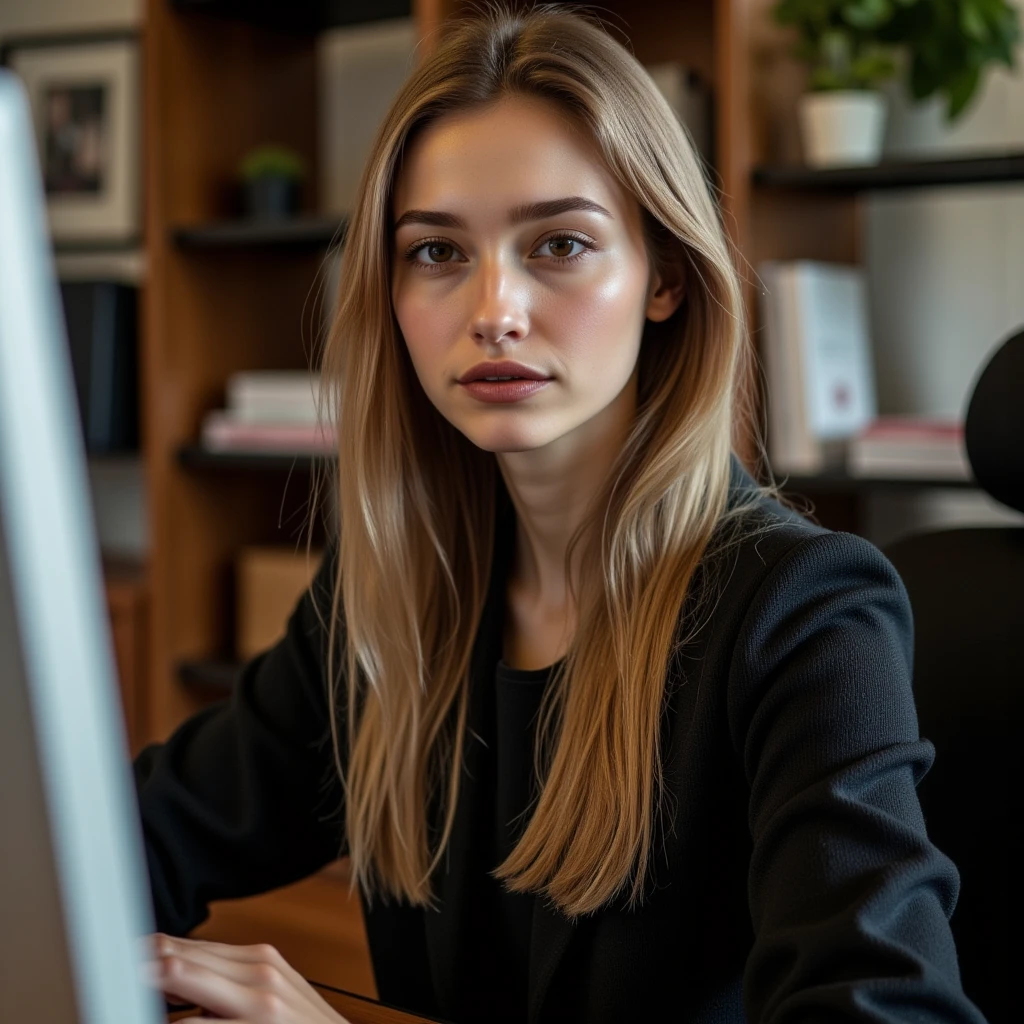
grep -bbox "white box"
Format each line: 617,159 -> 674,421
317,18 -> 418,215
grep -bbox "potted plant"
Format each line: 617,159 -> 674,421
772,0 -> 903,166
879,0 -> 1020,127
773,0 -> 1021,167
238,144 -> 307,219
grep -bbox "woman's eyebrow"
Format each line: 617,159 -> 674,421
393,196 -> 613,232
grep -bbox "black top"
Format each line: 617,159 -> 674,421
133,455 -> 987,1023
459,657 -> 557,1023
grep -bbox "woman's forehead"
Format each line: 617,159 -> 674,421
391,96 -> 631,222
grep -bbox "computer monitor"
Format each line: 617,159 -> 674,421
0,70 -> 162,1023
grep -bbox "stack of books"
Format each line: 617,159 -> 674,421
758,260 -> 878,474
847,417 -> 970,479
200,371 -> 335,454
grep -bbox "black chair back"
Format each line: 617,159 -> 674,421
884,327 -> 1024,1024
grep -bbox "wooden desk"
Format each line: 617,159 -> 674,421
167,984 -> 441,1024
317,986 -> 443,1024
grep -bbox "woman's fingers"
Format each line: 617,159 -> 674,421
147,934 -> 344,1022
155,950 -> 261,1021
152,933 -> 316,1002
152,933 -> 292,968
152,935 -> 275,986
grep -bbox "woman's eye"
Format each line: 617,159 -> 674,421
403,234 -> 593,270
414,241 -> 458,264
539,236 -> 584,259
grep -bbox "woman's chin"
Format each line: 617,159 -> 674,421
460,424 -> 558,455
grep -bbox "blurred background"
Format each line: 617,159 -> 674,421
2,0 -> 1021,1014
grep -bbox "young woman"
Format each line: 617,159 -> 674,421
136,6 -> 985,1023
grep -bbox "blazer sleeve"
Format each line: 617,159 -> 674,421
729,531 -> 986,1023
132,539 -> 346,937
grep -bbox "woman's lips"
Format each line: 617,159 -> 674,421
459,378 -> 552,403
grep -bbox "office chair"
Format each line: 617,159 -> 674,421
884,327 -> 1024,1024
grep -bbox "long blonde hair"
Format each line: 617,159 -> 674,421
307,3 -> 778,918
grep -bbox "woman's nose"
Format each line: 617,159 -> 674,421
468,258 -> 529,344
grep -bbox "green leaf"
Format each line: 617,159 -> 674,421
960,3 -> 988,42
851,51 -> 898,85
843,0 -> 892,29
821,28 -> 853,70
793,40 -> 819,62
239,145 -> 307,181
946,64 -> 982,120
811,68 -> 849,90
774,0 -> 1022,106
908,55 -> 940,100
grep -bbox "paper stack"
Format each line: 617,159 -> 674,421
847,417 -> 970,479
201,371 -> 335,453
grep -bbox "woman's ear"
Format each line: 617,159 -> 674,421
645,257 -> 686,323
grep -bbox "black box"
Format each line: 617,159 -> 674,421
59,281 -> 139,455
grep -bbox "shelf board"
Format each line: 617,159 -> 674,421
177,658 -> 241,696
178,445 -> 975,491
776,468 -> 977,494
170,0 -> 411,32
177,444 -> 332,472
752,152 -> 1024,192
172,215 -> 345,250
53,236 -> 144,254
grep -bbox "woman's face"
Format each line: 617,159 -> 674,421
391,94 -> 681,455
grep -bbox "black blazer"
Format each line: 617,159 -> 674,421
134,455 -> 985,1023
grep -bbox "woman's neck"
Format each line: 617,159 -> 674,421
496,367 -> 638,614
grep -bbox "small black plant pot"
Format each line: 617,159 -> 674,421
243,176 -> 301,219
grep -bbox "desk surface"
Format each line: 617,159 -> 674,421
168,985 -> 441,1024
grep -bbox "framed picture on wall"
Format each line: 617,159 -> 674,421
1,32 -> 140,248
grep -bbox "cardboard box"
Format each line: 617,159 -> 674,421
236,546 -> 323,661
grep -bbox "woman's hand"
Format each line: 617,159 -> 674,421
146,933 -> 351,1023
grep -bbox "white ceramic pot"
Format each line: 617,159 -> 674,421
798,90 -> 887,167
